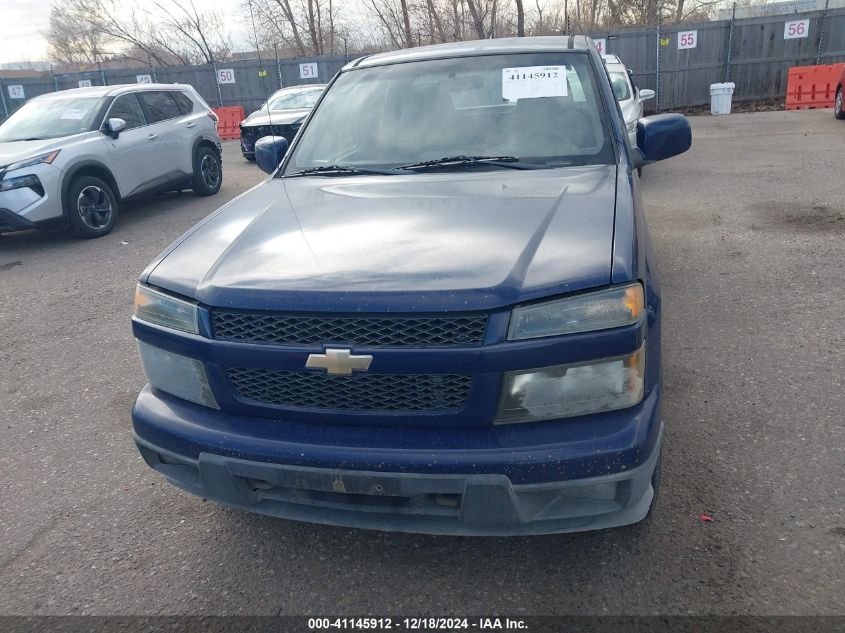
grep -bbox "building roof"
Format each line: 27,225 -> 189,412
347,36 -> 593,70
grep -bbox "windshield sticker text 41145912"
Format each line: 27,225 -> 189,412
502,66 -> 568,101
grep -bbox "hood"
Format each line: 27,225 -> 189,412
0,139 -> 63,168
241,109 -> 310,127
146,166 -> 618,312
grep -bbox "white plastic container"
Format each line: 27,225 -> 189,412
710,82 -> 736,115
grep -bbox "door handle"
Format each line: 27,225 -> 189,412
185,122 -> 196,128
147,133 -> 158,140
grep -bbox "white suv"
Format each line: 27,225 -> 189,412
0,83 -> 222,238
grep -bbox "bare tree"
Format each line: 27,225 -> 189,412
249,0 -> 343,56
515,0 -> 526,36
47,2 -> 107,65
47,0 -> 230,67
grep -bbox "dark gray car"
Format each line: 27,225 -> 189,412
239,84 -> 325,160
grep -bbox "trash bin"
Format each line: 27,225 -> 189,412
710,82 -> 736,115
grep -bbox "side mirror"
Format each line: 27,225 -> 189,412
634,113 -> 691,167
638,88 -> 656,103
106,117 -> 126,139
255,136 -> 289,174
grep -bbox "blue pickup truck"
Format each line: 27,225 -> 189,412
131,36 -> 691,535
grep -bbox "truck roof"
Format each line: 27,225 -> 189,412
347,36 -> 595,70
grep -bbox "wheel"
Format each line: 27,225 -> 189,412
835,87 -> 845,120
192,147 -> 222,196
66,176 -> 118,238
243,153 -> 256,162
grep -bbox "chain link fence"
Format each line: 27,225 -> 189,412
1,6 -> 844,121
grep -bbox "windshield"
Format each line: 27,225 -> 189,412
609,72 -> 632,101
267,89 -> 323,111
0,97 -> 104,142
283,52 -> 613,173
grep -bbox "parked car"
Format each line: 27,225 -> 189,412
0,84 -> 222,238
239,84 -> 325,160
603,54 -> 655,147
835,64 -> 845,120
131,36 -> 691,535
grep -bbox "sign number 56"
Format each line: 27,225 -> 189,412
784,19 -> 809,39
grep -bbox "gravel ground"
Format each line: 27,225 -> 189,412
0,111 -> 842,616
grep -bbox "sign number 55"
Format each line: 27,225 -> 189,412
784,19 -> 809,39
678,30 -> 697,49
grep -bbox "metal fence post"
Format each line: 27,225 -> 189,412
274,43 -> 283,88
50,64 -> 59,92
97,60 -> 107,86
725,3 -> 736,82
148,55 -> 158,83
211,60 -> 224,107
655,21 -> 661,113
0,80 -> 8,119
816,0 -> 830,65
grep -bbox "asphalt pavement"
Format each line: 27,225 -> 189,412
0,111 -> 842,615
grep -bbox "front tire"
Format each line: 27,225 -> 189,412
192,146 -> 222,196
835,87 -> 845,120
66,176 -> 118,239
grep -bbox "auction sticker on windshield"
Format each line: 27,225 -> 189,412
502,66 -> 568,100
60,109 -> 89,120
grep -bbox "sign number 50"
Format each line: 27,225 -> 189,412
217,68 -> 235,84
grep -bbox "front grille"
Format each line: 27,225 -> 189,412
240,123 -> 300,141
226,368 -> 473,412
211,312 -> 488,347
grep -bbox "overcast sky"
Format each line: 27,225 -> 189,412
0,0 -> 251,65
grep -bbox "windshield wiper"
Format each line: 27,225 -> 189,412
284,165 -> 405,177
398,155 -> 548,171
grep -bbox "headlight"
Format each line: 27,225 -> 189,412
0,174 -> 41,192
508,283 -> 643,340
496,343 -> 645,424
134,284 -> 198,333
5,150 -> 61,173
136,340 -> 218,409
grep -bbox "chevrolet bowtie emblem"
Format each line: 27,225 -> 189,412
306,348 -> 373,375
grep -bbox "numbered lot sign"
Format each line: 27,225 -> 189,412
593,39 -> 606,56
7,84 -> 25,99
136,74 -> 152,84
217,68 -> 236,84
678,31 -> 697,49
78,79 -> 92,88
300,63 -> 318,79
784,19 -> 809,39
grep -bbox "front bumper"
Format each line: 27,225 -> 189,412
132,385 -> 663,535
0,163 -> 64,230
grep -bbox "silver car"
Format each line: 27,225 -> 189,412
603,55 -> 655,147
0,83 -> 222,238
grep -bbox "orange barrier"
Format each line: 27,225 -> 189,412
212,106 -> 245,140
785,63 -> 845,110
